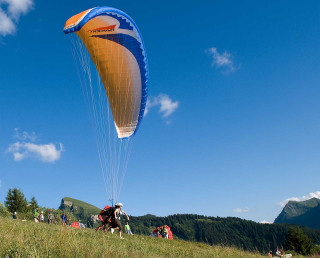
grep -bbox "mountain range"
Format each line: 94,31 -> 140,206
274,197 -> 320,229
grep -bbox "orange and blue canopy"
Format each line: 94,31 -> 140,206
64,7 -> 148,139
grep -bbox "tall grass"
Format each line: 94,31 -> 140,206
0,218 -> 264,257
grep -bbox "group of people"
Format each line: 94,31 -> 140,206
268,247 -> 287,257
33,209 -> 67,225
34,209 -> 55,223
12,202 -> 134,239
157,226 -> 169,239
34,209 -> 44,222
11,209 -> 54,223
95,203 -> 131,239
33,209 -> 84,228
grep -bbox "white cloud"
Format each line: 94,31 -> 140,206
0,8 -> 15,35
206,47 -> 236,73
2,0 -> 33,20
233,207 -> 250,213
145,94 -> 179,118
0,0 -> 34,36
7,129 -> 64,163
7,142 -> 64,162
260,220 -> 273,224
279,191 -> 320,207
13,151 -> 24,161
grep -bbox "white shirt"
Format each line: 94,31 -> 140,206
115,208 -> 123,220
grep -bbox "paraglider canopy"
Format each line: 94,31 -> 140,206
70,222 -> 80,228
70,222 -> 86,228
63,6 -> 148,139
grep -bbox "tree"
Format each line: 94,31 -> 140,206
284,227 -> 313,255
29,196 -> 39,210
5,188 -> 28,213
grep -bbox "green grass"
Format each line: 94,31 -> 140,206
62,197 -> 101,214
0,217 -> 265,257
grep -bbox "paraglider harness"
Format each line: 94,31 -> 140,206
98,206 -> 115,223
96,205 -> 116,231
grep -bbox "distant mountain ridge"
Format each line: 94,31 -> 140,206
59,197 -> 101,226
274,198 -> 320,229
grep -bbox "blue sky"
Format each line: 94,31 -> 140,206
1,0 -> 320,223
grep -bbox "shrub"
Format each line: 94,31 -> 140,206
0,202 -> 11,217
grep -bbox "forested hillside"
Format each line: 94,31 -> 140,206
128,214 -> 320,253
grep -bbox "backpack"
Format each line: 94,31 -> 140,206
98,206 -> 115,223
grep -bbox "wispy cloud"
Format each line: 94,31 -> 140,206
145,94 -> 179,119
206,47 -> 236,73
14,128 -> 37,141
279,191 -> 320,207
7,129 -> 64,163
0,8 -> 15,35
0,0 -> 34,36
233,207 -> 250,213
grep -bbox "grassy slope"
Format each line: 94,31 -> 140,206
62,197 -> 101,214
0,218 -> 264,258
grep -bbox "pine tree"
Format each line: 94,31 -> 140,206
5,188 -> 28,213
284,227 -> 313,255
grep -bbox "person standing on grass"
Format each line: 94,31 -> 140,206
34,209 -> 40,222
163,226 -> 168,239
39,211 -> 44,223
12,211 -> 17,219
113,203 -> 129,239
61,212 -> 67,226
124,222 -> 133,235
48,209 -> 54,224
